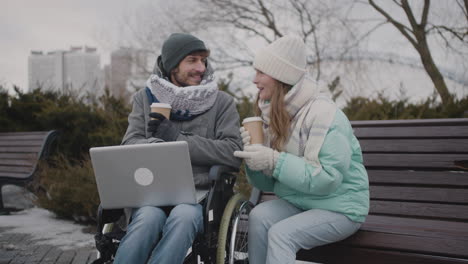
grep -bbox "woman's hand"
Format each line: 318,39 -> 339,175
239,127 -> 251,147
234,145 -> 279,174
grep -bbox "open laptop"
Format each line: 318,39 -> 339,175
90,141 -> 208,209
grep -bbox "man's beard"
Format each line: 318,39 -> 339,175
172,71 -> 203,87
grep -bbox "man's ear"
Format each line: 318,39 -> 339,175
156,56 -> 169,78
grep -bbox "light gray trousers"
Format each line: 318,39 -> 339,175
248,199 -> 361,264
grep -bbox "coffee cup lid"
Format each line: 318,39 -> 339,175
242,116 -> 263,125
151,103 -> 171,109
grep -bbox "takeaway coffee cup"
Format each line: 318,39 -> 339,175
242,117 -> 264,145
150,103 -> 171,119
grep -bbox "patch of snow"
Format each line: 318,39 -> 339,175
0,185 -> 94,250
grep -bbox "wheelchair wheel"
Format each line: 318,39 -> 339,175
216,193 -> 253,264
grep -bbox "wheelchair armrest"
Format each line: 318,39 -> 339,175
96,204 -> 124,233
208,165 -> 238,181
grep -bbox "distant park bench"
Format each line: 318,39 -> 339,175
0,131 -> 57,214
251,118 -> 468,263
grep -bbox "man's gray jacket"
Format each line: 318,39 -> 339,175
121,88 -> 243,187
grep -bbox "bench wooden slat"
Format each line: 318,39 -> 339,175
0,131 -> 50,138
0,159 -> 36,167
342,230 -> 468,258
370,186 -> 468,204
298,246 -> 468,264
0,134 -> 47,141
368,170 -> 468,187
370,201 -> 468,220
0,165 -> 34,173
360,138 -> 468,153
0,131 -> 50,136
0,139 -> 46,147
363,153 -> 468,169
259,193 -> 468,220
351,118 -> 468,127
354,126 -> 468,138
0,171 -> 30,179
362,215 -> 468,239
261,186 -> 468,204
0,146 -> 42,153
0,153 -> 38,160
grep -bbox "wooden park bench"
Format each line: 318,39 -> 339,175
254,118 -> 468,264
0,131 -> 58,214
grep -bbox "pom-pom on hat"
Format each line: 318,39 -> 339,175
253,35 -> 307,85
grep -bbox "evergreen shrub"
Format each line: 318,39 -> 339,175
36,155 -> 99,222
2,83 -> 467,223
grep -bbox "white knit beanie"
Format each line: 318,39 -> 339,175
253,35 -> 307,85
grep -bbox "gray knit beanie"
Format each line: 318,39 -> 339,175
253,35 -> 307,85
160,33 -> 209,76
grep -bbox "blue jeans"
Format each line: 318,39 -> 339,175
113,203 -> 203,264
248,199 -> 361,264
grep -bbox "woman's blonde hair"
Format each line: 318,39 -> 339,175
255,81 -> 292,151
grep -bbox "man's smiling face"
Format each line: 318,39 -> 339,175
170,51 -> 209,87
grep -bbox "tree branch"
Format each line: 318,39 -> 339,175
401,0 -> 420,30
420,0 -> 430,26
427,24 -> 468,42
368,0 -> 418,47
256,0 -> 283,38
464,0 -> 468,22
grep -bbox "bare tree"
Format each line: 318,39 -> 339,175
428,0 -> 468,44
368,0 -> 467,104
112,0 -> 386,100
194,0 -> 379,82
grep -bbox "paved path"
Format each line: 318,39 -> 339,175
0,186 -> 97,264
0,227 -> 96,264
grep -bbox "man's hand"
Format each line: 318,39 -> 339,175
234,145 -> 280,175
147,112 -> 180,142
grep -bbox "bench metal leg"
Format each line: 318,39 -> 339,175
0,186 -> 5,215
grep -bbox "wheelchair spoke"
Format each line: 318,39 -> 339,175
227,201 -> 252,264
216,193 -> 253,264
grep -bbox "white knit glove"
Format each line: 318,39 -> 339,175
239,127 -> 251,147
234,145 -> 280,175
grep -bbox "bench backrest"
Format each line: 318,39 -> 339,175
353,118 -> 468,222
259,118 -> 468,222
0,131 -> 57,180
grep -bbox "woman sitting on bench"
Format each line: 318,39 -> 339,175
234,35 -> 370,264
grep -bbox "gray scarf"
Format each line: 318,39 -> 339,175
146,71 -> 219,119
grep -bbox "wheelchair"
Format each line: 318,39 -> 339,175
92,165 -> 256,264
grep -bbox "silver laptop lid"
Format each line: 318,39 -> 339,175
90,141 -> 197,209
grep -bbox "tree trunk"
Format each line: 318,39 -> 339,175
369,0 -> 454,105
414,32 -> 452,104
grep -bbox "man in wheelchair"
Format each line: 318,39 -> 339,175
95,33 -> 242,264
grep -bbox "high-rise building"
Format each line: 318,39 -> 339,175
109,47 -> 149,101
28,46 -> 101,95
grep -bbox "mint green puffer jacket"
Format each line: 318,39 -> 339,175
246,110 -> 369,223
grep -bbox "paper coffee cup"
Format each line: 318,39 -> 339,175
242,117 -> 264,145
150,103 -> 171,119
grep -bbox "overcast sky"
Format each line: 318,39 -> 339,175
0,0 -> 152,91
1,0 -> 466,98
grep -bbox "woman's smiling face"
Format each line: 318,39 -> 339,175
253,70 -> 278,100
